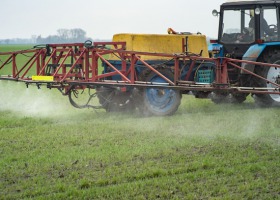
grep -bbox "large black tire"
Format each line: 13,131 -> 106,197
253,49 -> 280,106
96,87 -> 135,112
231,93 -> 248,103
137,68 -> 182,116
210,92 -> 247,104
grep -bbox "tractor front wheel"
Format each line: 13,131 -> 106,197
210,92 -> 247,104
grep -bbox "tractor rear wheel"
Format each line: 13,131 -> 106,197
137,68 -> 182,116
254,49 -> 280,106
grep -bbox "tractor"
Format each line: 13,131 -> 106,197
97,0 -> 280,114
1,0 -> 280,116
209,0 -> 280,105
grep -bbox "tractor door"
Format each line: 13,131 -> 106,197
258,6 -> 279,42
219,7 -> 256,59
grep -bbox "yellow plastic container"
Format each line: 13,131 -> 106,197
109,33 -> 209,60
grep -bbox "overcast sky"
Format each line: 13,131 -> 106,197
1,0 -> 226,40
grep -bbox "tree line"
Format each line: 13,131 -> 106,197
0,28 -> 93,44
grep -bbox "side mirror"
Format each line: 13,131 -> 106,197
212,9 -> 220,17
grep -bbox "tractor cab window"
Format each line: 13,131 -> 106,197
221,9 -> 255,44
260,7 -> 278,41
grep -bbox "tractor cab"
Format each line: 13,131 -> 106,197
212,0 -> 280,59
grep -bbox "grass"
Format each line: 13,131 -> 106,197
0,81 -> 280,199
0,45 -> 280,199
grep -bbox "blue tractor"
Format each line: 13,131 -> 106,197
96,0 -> 280,116
209,0 -> 280,105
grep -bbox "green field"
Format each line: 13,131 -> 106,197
0,45 -> 36,77
1,46 -> 280,199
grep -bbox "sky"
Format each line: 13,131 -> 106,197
0,0 -> 226,40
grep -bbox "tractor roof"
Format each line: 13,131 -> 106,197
222,0 -> 280,7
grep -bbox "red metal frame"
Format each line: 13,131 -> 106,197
1,42 -> 280,95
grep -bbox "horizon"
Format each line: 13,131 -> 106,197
0,0 -> 225,41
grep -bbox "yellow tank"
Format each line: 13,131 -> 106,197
109,33 -> 209,60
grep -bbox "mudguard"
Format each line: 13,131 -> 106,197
241,42 -> 280,74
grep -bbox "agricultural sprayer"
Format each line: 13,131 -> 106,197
1,0 -> 280,116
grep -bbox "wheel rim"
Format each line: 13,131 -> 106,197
145,76 -> 179,114
267,60 -> 280,102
